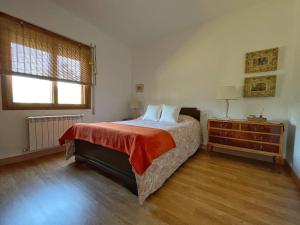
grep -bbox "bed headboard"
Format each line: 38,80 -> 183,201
180,107 -> 200,121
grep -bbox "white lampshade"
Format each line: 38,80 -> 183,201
216,86 -> 240,100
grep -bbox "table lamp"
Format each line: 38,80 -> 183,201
216,86 -> 240,119
130,98 -> 141,118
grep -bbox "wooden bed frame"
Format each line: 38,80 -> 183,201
74,107 -> 200,194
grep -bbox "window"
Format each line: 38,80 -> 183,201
0,12 -> 92,110
57,82 -> 83,105
12,76 -> 53,104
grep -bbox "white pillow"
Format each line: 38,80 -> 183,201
160,104 -> 181,123
142,105 -> 162,121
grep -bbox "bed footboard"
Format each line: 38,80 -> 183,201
74,140 -> 138,195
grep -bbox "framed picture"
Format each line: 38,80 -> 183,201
244,75 -> 277,97
245,48 -> 278,73
136,84 -> 144,93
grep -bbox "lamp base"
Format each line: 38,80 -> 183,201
225,99 -> 230,119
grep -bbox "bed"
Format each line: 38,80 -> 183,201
61,107 -> 201,204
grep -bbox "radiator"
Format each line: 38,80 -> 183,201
27,115 -> 83,151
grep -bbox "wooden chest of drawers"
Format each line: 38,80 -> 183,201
207,119 -> 284,164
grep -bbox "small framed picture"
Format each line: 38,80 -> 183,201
245,48 -> 278,73
244,75 -> 277,97
136,84 -> 144,93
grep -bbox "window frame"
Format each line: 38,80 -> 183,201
0,12 -> 92,110
1,75 -> 91,110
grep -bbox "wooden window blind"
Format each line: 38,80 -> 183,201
0,12 -> 92,85
0,12 -> 94,110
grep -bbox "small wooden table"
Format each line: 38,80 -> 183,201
207,119 -> 284,164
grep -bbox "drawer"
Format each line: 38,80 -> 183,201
209,129 -> 239,139
209,136 -> 280,153
241,124 -> 282,134
209,129 -> 280,144
209,121 -> 239,130
240,132 -> 280,144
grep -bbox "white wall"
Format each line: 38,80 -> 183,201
0,0 -> 132,159
287,0 -> 300,178
132,0 -> 296,157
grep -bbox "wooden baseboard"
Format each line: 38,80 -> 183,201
0,147 -> 64,166
285,160 -> 300,189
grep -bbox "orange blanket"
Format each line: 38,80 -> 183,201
59,122 -> 176,175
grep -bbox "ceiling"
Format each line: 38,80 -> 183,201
50,0 -> 262,46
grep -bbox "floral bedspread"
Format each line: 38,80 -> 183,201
116,115 -> 201,204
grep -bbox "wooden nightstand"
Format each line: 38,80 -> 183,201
207,119 -> 284,164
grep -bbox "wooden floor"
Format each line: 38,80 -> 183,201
0,151 -> 300,225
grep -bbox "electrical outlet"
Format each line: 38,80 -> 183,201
23,148 -> 29,152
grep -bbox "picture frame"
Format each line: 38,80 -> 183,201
245,48 -> 278,73
244,75 -> 277,97
136,84 -> 144,93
